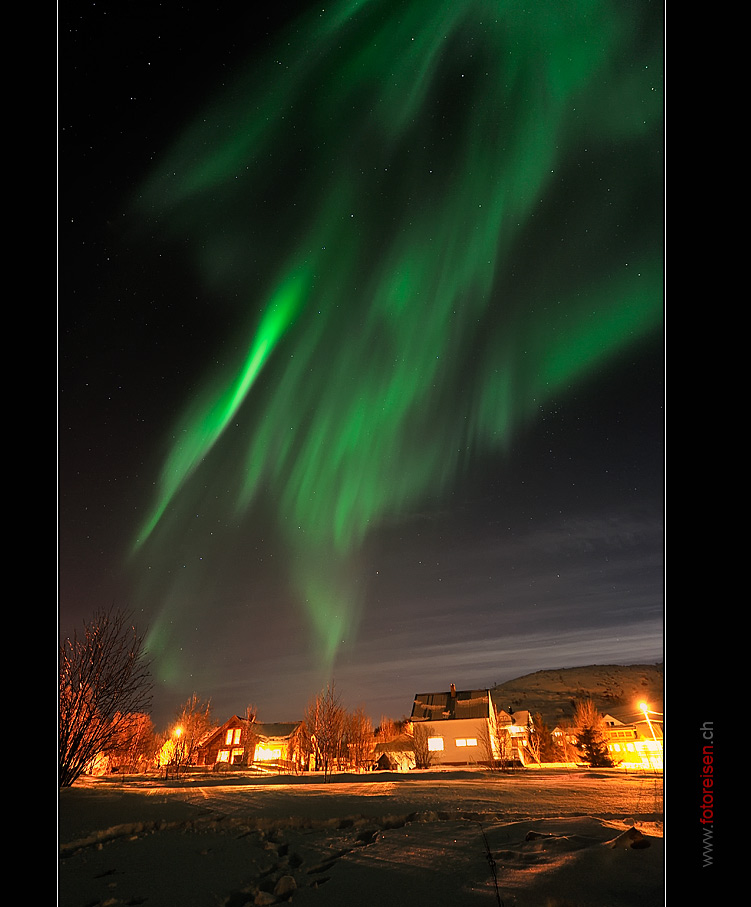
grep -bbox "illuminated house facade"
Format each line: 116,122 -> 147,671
603,715 -> 664,770
410,686 -> 502,765
495,708 -> 534,765
552,714 -> 663,770
197,716 -> 304,770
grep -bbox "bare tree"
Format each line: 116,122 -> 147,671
375,715 -> 409,743
304,683 -> 345,780
59,608 -> 152,788
411,722 -> 436,769
108,712 -> 156,773
553,721 -> 581,763
526,712 -> 556,765
343,706 -> 374,771
478,719 -> 514,771
375,716 -> 398,743
168,693 -> 213,776
242,704 -> 260,767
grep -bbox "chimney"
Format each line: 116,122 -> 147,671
450,683 -> 456,698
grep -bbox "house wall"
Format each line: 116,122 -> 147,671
423,718 -> 492,765
199,724 -> 246,765
605,726 -> 663,769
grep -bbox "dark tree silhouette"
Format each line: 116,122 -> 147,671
59,608 -> 152,788
572,699 -> 614,768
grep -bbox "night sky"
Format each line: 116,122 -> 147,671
59,0 -> 664,733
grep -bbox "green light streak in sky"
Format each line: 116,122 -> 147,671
135,265 -> 309,543
132,0 -> 663,676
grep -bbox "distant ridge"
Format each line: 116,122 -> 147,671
490,663 -> 663,727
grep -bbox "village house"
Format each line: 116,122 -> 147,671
410,685 -> 519,766
196,715 -> 304,771
552,713 -> 664,769
495,707 -> 534,765
602,714 -> 664,770
371,687 -> 536,771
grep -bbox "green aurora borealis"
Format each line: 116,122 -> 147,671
128,0 -> 663,686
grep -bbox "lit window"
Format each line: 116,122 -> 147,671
255,745 -> 283,761
627,743 -> 635,752
466,738 -> 478,747
456,738 -> 466,747
225,728 -> 242,745
428,737 -> 444,751
217,750 -> 230,762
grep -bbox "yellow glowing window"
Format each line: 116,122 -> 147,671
455,738 -> 479,747
217,750 -> 230,762
428,737 -> 444,751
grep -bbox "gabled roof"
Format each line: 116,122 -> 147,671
198,715 -> 246,749
198,716 -> 302,749
497,709 -> 532,728
254,722 -> 303,740
411,689 -> 493,721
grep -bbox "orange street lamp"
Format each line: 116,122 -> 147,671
638,702 -> 659,743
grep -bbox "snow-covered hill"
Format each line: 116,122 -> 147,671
491,663 -> 664,726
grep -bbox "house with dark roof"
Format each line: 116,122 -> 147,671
409,685 -> 500,765
196,715 -> 304,771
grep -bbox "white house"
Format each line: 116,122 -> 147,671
410,685 -> 500,765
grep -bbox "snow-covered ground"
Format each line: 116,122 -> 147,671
58,767 -> 664,906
